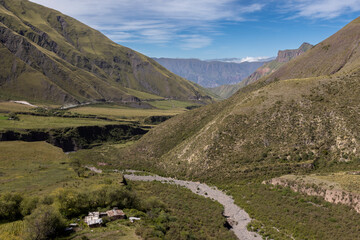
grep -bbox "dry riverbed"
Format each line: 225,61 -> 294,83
124,171 -> 261,240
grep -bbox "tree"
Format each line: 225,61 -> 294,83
24,205 -> 66,240
0,193 -> 23,221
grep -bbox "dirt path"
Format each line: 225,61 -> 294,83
124,171 -> 261,240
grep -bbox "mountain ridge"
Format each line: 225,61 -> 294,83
210,42 -> 313,99
0,0 -> 212,104
153,57 -> 265,88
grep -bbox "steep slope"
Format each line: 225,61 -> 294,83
0,0 -> 211,104
153,58 -> 264,88
210,43 -> 313,99
117,17 -> 360,181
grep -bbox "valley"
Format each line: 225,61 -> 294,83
0,0 -> 360,240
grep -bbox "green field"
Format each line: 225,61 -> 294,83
0,141 -> 234,240
69,104 -> 188,120
0,114 -> 115,130
0,141 -> 74,194
147,100 -> 200,110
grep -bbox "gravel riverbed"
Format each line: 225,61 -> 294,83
124,171 -> 261,240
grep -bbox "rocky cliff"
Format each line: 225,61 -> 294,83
266,177 -> 360,213
209,43 -> 313,98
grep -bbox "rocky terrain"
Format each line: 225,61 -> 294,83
266,176 -> 360,213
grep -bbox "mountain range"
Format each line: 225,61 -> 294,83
0,0 -> 212,105
153,58 -> 265,88
209,42 -> 313,98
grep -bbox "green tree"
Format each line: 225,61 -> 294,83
24,205 -> 66,240
0,193 -> 23,221
20,196 -> 39,216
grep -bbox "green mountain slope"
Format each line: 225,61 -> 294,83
0,0 -> 211,104
118,17 -> 360,180
210,43 -> 313,99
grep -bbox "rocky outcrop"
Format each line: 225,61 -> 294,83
0,124 -> 148,152
276,43 -> 313,63
265,177 -> 360,213
242,42 -> 313,87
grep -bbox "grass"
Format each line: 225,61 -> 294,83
130,181 -> 237,240
0,221 -> 24,240
0,141 -> 74,194
147,100 -> 200,110
0,140 -> 235,240
0,102 -> 35,113
69,105 -> 186,121
278,171 -> 360,194
61,223 -> 140,240
0,114 -> 114,130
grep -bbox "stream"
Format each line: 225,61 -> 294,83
124,171 -> 261,240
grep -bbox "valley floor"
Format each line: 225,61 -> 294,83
123,171 -> 260,240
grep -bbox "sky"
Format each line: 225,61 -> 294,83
30,0 -> 360,60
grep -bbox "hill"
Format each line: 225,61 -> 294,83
210,43 -> 313,98
111,17 -> 360,239
153,58 -> 265,88
118,15 -> 360,177
0,0 -> 211,104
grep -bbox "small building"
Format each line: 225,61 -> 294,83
106,209 -> 126,220
129,217 -> 141,223
84,212 -> 103,228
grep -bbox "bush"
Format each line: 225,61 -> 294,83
0,193 -> 23,221
7,112 -> 19,121
20,197 -> 39,216
24,205 -> 66,240
56,186 -> 141,218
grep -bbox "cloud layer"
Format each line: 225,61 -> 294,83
31,0 -> 263,49
30,0 -> 360,53
284,0 -> 360,19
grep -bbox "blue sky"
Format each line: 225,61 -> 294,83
31,0 -> 360,60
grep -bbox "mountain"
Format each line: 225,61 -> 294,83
0,0 -> 211,104
153,58 -> 265,88
210,43 -> 313,99
118,17 -> 360,181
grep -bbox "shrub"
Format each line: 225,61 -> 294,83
20,196 -> 39,216
0,193 -> 23,221
24,205 -> 66,240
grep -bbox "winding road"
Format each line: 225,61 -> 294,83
124,171 -> 261,240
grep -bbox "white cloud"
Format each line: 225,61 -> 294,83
180,35 -> 212,50
239,56 -> 273,63
30,0 -> 264,48
284,0 -> 360,19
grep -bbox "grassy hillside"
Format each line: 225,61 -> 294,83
105,17 -> 360,239
0,0 -> 212,104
